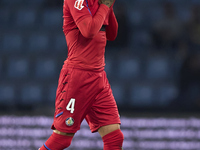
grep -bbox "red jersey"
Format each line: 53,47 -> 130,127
63,0 -> 118,70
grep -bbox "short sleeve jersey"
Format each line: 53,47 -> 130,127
63,0 -> 110,70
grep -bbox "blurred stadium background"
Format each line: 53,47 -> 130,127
1,0 -> 200,149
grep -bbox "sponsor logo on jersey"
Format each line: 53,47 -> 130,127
65,117 -> 74,126
74,0 -> 84,10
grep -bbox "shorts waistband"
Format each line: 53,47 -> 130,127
62,64 -> 104,73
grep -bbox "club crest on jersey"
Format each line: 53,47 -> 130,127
74,0 -> 84,10
65,117 -> 74,126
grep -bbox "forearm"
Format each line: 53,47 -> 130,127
77,4 -> 109,38
106,9 -> 118,41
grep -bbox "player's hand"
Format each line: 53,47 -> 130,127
99,0 -> 115,8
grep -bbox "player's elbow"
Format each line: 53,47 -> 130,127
107,36 -> 117,41
81,28 -> 98,38
82,32 -> 96,38
106,34 -> 117,41
106,28 -> 118,41
80,25 -> 98,38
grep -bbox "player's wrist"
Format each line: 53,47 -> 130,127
99,0 -> 114,8
100,3 -> 109,9
99,3 -> 110,12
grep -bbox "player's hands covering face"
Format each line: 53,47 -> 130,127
99,0 -> 115,8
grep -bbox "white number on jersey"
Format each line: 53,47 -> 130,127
66,98 -> 75,113
74,0 -> 84,10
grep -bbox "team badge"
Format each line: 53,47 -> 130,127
74,0 -> 84,10
65,117 -> 74,126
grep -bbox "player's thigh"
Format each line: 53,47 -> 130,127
85,71 -> 121,133
98,124 -> 120,137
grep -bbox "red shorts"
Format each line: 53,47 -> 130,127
51,67 -> 121,133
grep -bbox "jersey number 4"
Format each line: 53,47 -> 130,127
74,0 -> 84,10
66,98 -> 75,113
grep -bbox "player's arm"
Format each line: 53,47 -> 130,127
66,0 -> 115,38
77,4 -> 109,38
105,8 -> 118,41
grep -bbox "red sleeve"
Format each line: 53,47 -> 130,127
66,0 -> 109,38
106,8 -> 118,41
